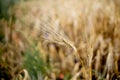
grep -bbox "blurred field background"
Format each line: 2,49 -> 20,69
0,0 -> 120,80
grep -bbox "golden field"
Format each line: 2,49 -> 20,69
0,0 -> 120,80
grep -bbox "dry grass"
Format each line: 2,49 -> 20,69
1,0 -> 120,80
13,0 -> 120,80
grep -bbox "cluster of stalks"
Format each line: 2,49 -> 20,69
1,0 -> 120,80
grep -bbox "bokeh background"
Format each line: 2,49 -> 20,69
0,0 -> 120,80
